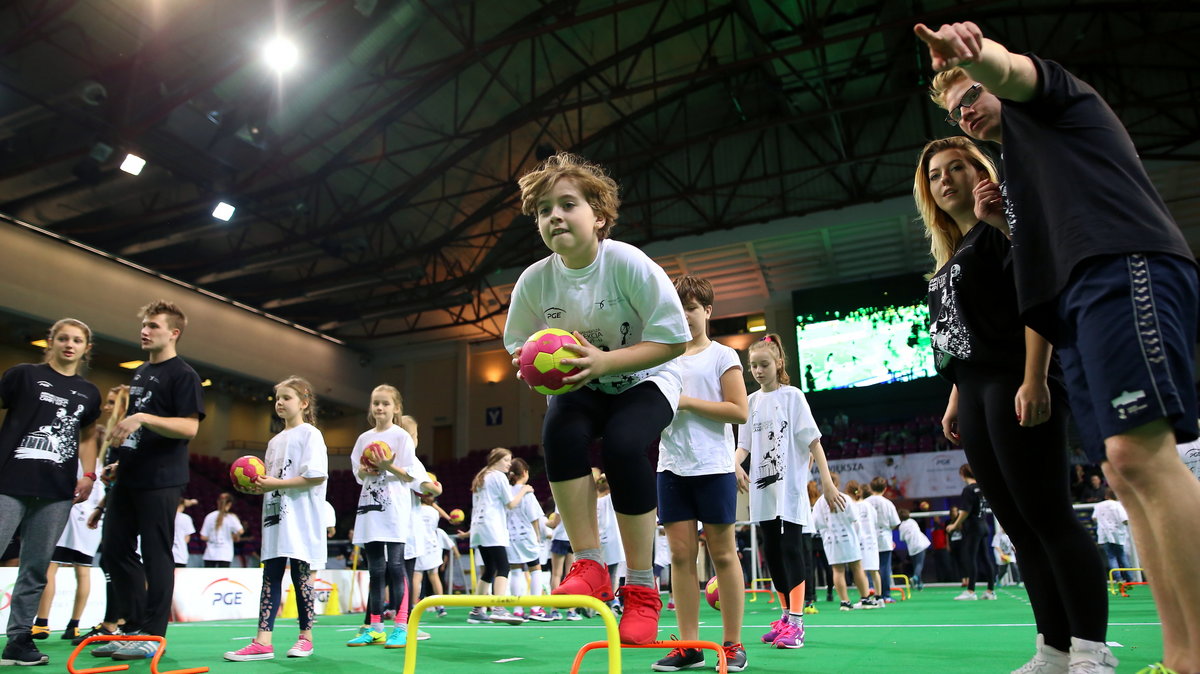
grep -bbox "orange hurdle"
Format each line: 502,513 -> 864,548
67,635 -> 208,674
570,639 -> 728,674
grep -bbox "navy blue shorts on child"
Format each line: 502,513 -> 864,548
1055,253 -> 1199,462
656,470 -> 737,525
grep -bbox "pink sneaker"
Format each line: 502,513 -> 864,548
773,621 -> 805,649
760,617 -> 786,644
286,637 -> 313,658
224,640 -> 275,661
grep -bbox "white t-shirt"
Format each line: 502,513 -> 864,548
854,499 -> 880,570
260,423 -> 329,566
658,341 -> 743,476
201,511 -> 243,562
57,460 -> 105,557
416,504 -> 443,571
404,457 -> 432,560
350,425 -> 418,545
173,511 -> 195,565
503,239 -> 691,403
1093,499 -> 1129,545
507,484 -> 546,564
1177,437 -> 1200,481
897,519 -> 930,556
551,510 -> 570,542
653,527 -> 671,568
865,493 -> 901,551
597,493 -> 624,565
738,386 -> 821,526
470,469 -> 512,548
812,494 -> 861,565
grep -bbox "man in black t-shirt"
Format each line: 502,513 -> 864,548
94,300 -> 205,661
916,22 -> 1200,672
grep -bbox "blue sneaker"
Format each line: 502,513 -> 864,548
346,629 -> 385,646
112,639 -> 159,661
384,625 -> 408,649
92,630 -> 142,658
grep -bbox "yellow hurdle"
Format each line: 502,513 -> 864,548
1107,568 -> 1144,595
890,574 -> 911,601
402,594 -> 620,674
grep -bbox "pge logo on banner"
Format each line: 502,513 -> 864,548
313,578 -> 334,604
203,578 -> 252,606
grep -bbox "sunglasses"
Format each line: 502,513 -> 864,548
944,83 -> 983,127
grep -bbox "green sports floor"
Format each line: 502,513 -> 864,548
36,586 -> 1163,673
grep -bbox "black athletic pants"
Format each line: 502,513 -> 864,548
955,362 -> 1108,649
100,484 -> 182,636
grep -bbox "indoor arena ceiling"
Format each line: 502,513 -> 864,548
1,0 -> 1197,345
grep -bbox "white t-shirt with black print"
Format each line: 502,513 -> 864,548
261,423 -> 329,566
737,385 -> 821,526
351,425 -> 417,546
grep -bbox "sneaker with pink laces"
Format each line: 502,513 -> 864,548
286,637 -> 313,658
224,640 -> 275,662
615,585 -> 662,645
760,616 -> 786,644
552,559 -> 614,601
772,621 -> 805,649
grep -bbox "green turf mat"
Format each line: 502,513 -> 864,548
25,586 -> 1164,673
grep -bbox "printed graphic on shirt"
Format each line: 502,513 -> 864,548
754,418 -> 787,489
929,264 -> 971,365
357,478 -> 391,515
1000,180 -> 1017,238
120,385 -> 154,450
263,458 -> 293,528
13,394 -> 86,464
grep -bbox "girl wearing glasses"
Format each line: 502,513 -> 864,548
915,135 -> 1112,674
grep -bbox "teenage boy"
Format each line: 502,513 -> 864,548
916,21 -> 1200,673
653,275 -> 749,672
94,300 -> 205,660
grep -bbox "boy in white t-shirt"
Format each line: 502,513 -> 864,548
505,153 -> 690,644
1092,489 -> 1131,583
653,275 -> 749,672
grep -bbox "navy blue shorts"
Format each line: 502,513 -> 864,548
657,470 -> 737,525
550,539 -> 573,556
1056,253 -> 1199,462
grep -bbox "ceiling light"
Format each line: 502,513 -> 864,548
30,339 -> 47,348
201,378 -> 213,387
212,201 -> 236,221
119,360 -> 145,369
747,314 -> 766,333
263,37 -> 299,73
119,153 -> 146,175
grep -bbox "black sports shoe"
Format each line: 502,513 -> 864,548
29,625 -> 49,641
71,624 -> 120,647
0,633 -> 49,666
60,626 -> 79,641
651,645 -> 705,672
721,641 -> 748,672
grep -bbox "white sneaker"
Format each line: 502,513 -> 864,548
954,590 -> 978,601
1011,634 -> 1069,674
1068,637 -> 1118,674
983,590 -> 998,600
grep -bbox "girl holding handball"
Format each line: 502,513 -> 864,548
346,385 -> 420,647
504,152 -> 690,644
223,376 -> 328,661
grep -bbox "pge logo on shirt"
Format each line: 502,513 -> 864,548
203,578 -> 252,606
544,307 -> 565,321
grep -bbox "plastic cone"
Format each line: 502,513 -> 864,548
323,582 -> 342,616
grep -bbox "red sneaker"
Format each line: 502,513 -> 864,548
615,585 -> 662,645
552,559 -> 614,601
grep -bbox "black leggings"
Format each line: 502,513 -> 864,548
955,362 -> 1108,648
258,558 -> 314,632
543,383 -> 673,514
758,518 -> 807,608
364,542 -> 406,617
477,545 -> 510,583
957,528 -> 995,592
804,533 -> 830,603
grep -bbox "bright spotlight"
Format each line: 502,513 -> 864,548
120,153 -> 146,175
213,201 -> 236,221
263,37 -> 299,73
